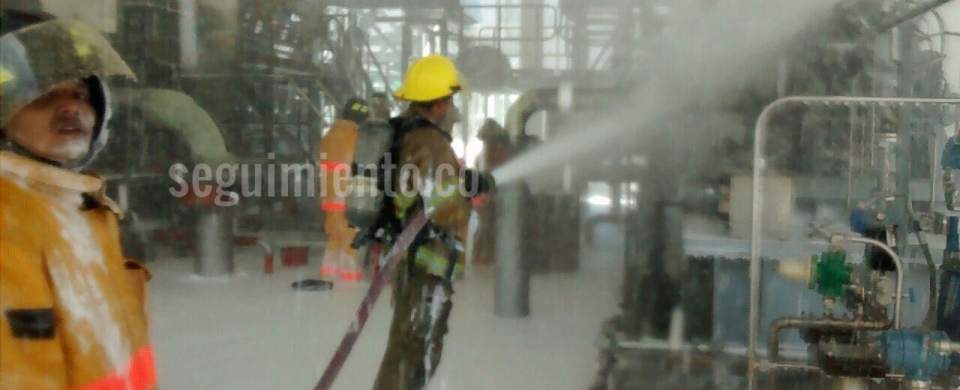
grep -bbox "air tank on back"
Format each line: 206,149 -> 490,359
345,119 -> 395,229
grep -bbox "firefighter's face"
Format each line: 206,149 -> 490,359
4,80 -> 96,165
433,97 -> 457,132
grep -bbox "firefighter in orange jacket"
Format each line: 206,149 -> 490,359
372,55 -> 493,390
0,8 -> 156,390
319,98 -> 370,281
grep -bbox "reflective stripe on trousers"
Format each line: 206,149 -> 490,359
414,247 -> 462,279
320,161 -> 349,212
319,161 -> 349,174
321,201 -> 346,212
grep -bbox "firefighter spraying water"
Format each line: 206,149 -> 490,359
315,54 -> 494,390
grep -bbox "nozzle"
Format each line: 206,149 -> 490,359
462,169 -> 496,197
482,172 -> 496,192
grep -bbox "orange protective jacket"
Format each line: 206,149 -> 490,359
0,152 -> 156,390
318,119 -> 359,212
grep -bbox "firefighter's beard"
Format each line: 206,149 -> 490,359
51,138 -> 91,163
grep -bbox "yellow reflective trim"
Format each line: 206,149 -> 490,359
0,68 -> 14,84
393,192 -> 417,210
75,44 -> 91,57
414,247 -> 462,277
422,177 -> 462,210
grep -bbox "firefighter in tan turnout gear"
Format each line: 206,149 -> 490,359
372,54 -> 493,390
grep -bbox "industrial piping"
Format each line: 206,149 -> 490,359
747,96 -> 960,390
767,317 -> 891,364
835,234 -> 905,328
872,0 -> 953,33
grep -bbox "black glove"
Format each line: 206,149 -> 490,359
462,169 -> 496,198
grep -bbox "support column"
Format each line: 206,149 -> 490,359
179,0 -> 199,71
194,206 -> 235,277
495,184 -> 529,317
401,14 -> 413,76
519,0 -> 544,70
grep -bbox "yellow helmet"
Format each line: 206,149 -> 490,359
394,54 -> 462,102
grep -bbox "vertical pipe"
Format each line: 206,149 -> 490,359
440,7 -> 449,56
179,0 -> 199,71
401,15 -> 412,77
495,184 -> 529,317
895,25 -> 917,257
948,216 -> 959,253
748,106 -> 772,390
520,0 -> 544,69
195,207 -> 235,277
495,1 -> 502,51
117,183 -> 130,211
776,54 -> 790,98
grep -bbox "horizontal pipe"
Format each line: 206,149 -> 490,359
767,317 -> 889,390
874,0 -> 952,33
768,317 -> 890,364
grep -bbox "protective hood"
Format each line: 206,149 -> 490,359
1,19 -> 134,169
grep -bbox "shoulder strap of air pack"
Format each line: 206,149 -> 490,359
377,116 -> 450,237
387,116 -> 459,278
389,116 -> 450,145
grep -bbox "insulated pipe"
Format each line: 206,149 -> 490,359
114,88 -> 235,167
504,89 -> 557,139
504,87 -> 622,139
873,0 -> 952,33
748,96 -> 960,390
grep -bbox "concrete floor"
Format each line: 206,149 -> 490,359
148,223 -> 624,390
